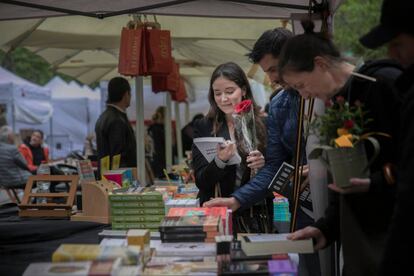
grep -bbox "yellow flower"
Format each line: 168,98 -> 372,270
337,128 -> 349,136
335,134 -> 354,147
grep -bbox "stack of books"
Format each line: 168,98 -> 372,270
145,242 -> 217,274
109,190 -> 165,231
159,215 -> 222,243
273,195 -> 291,233
166,206 -> 232,235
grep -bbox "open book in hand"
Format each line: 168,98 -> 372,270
193,137 -> 241,165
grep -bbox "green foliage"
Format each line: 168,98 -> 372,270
311,96 -> 370,147
334,0 -> 387,61
0,47 -> 76,85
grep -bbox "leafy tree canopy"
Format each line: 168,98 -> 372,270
333,0 -> 386,61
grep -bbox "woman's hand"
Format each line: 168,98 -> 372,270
216,140 -> 236,162
328,177 -> 371,194
246,150 -> 265,170
287,226 -> 327,250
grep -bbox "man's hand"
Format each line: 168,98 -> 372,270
328,177 -> 370,194
287,226 -> 327,250
203,196 -> 241,212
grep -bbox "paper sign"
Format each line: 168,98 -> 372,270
112,154 -> 121,170
100,156 -> 110,179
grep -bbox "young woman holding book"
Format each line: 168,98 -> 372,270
192,62 -> 273,234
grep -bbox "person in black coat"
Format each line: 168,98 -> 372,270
192,62 -> 273,234
147,106 -> 166,178
359,0 -> 414,274
278,20 -> 402,276
95,77 -> 136,174
181,113 -> 204,155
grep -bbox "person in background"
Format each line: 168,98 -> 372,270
95,77 -> 136,173
0,105 -> 7,127
0,126 -> 31,192
19,129 -> 49,174
181,113 -> 204,155
193,62 -> 271,234
147,106 -> 167,178
359,0 -> 414,274
204,28 -> 320,276
278,20 -> 402,276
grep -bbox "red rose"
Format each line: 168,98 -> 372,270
325,99 -> 333,108
343,119 -> 354,129
234,99 -> 252,114
336,96 -> 345,105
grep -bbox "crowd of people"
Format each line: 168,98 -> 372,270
0,0 -> 412,275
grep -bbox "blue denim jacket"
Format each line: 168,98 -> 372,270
232,89 -> 301,207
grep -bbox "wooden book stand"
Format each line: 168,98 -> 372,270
71,180 -> 117,224
19,175 -> 79,218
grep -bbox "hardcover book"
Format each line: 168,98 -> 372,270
154,242 -> 216,257
23,262 -> 91,276
159,215 -> 220,233
52,244 -> 141,265
240,234 -> 313,256
167,207 -> 231,235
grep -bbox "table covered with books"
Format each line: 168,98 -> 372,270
0,203 -> 109,276
0,180 -> 309,276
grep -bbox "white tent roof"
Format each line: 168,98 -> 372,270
0,0 -> 342,86
0,1 -> 342,21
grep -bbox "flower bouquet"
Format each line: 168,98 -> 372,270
233,99 -> 257,175
308,96 -> 381,188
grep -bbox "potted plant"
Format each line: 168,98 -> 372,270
309,96 -> 381,188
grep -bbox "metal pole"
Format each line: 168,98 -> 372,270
184,102 -> 190,124
165,93 -> 173,170
174,101 -> 183,164
135,76 -> 146,186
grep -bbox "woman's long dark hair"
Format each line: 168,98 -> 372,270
207,62 -> 266,154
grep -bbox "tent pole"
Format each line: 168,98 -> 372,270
49,116 -> 53,159
184,102 -> 190,125
165,93 -> 173,171
174,101 -> 183,164
135,76 -> 146,186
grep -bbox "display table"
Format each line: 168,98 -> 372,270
0,203 -> 109,276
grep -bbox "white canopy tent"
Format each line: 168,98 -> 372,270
0,66 -> 52,134
45,76 -> 101,158
0,2 -> 343,274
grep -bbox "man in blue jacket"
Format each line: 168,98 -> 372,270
204,28 -> 319,276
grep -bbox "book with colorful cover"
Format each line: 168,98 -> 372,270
23,262 -> 92,276
52,244 -> 141,265
77,160 -> 96,181
159,215 -> 220,233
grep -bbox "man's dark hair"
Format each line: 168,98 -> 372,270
247,28 -> 293,63
106,77 -> 131,104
